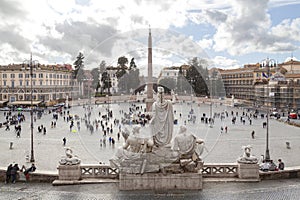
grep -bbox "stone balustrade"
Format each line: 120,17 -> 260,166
4,163 -> 299,184
80,164 -> 119,179
202,163 -> 238,178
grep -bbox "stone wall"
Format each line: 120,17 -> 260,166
260,166 -> 300,180
0,168 -> 58,182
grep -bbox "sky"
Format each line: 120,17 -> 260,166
1,0 -> 300,76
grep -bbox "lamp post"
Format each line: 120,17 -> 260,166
23,54 -> 39,163
206,76 -> 214,128
261,57 -> 276,161
190,78 -> 195,109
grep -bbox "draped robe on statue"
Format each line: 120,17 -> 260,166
151,100 -> 174,147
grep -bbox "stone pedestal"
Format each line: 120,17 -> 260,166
58,165 -> 81,181
238,163 -> 259,180
119,172 -> 202,190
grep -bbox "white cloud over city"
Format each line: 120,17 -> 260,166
0,0 -> 299,74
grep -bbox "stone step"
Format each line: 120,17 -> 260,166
203,177 -> 260,182
52,178 -> 118,186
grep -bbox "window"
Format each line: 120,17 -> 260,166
3,80 -> 6,86
25,74 -> 30,78
32,74 -> 36,78
33,81 -> 36,86
39,73 -> 43,78
40,80 -> 43,85
19,73 -> 23,78
10,74 -> 15,78
11,81 -> 15,88
50,74 -> 52,78
19,80 -> 23,86
3,74 -> 7,78
26,81 -> 29,86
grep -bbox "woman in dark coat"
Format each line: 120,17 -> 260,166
11,164 -> 20,183
5,164 -> 12,184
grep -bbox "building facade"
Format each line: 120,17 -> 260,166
0,63 -> 78,106
219,59 -> 300,111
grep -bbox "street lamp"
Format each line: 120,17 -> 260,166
206,76 -> 214,128
261,57 -> 276,161
190,78 -> 195,109
23,53 -> 39,163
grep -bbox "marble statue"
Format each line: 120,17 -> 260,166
110,87 -> 204,174
122,126 -> 154,153
237,145 -> 258,164
172,125 -> 204,160
150,87 -> 174,147
59,147 -> 81,165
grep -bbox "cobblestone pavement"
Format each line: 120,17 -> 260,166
0,101 -> 300,171
1,178 -> 300,199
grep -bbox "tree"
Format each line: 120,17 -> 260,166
116,56 -> 128,79
91,67 -> 100,91
117,56 -> 128,67
99,60 -> 106,73
73,52 -> 86,82
101,71 -> 111,94
185,58 -> 209,96
129,58 -> 137,70
118,66 -> 140,94
158,77 -> 176,93
176,66 -> 190,94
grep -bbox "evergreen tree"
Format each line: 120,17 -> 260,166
117,57 -> 140,94
116,56 -> 128,78
185,58 -> 209,96
73,52 -> 86,82
101,71 -> 111,94
129,58 -> 137,70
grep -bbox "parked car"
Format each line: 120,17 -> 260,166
289,113 -> 297,119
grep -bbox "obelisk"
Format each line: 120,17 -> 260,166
146,26 -> 154,112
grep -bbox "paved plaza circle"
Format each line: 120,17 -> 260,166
0,101 -> 299,172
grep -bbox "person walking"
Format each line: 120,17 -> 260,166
278,159 -> 285,170
11,163 -> 20,184
63,137 -> 66,146
251,130 -> 255,139
5,164 -> 12,184
5,124 -> 10,131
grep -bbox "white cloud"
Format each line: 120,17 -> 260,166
271,18 -> 300,42
197,38 -> 213,50
188,0 -> 299,55
211,56 -> 240,69
0,0 -> 299,70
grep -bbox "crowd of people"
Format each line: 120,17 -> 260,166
260,159 -> 285,171
1,99 -> 290,182
5,163 -> 36,184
